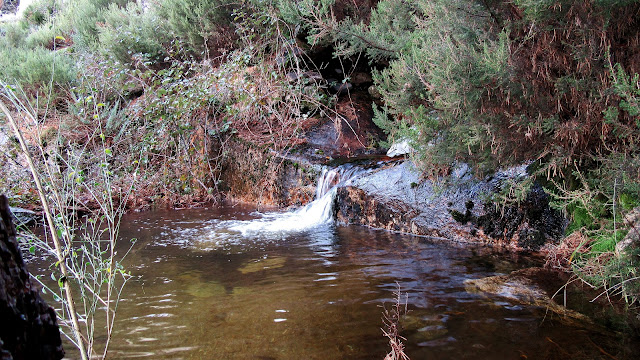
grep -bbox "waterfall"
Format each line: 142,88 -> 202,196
227,165 -> 363,236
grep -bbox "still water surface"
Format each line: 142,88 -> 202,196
60,205 -> 633,360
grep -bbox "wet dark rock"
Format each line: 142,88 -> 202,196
275,160 -> 319,207
0,195 -> 65,360
336,186 -> 431,235
368,85 -> 382,100
476,183 -> 566,251
350,72 -> 373,86
220,140 -> 320,207
285,71 -> 323,83
327,79 -> 353,95
449,200 -> 474,224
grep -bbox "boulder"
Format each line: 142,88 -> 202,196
300,92 -> 387,161
0,194 -> 64,360
350,72 -> 373,86
335,160 -> 566,250
335,161 -> 485,244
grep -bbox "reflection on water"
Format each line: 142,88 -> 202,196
30,206 -> 638,359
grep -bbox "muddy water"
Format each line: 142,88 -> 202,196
30,205 -> 637,359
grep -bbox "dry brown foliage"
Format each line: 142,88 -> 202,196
545,231 -> 594,271
482,1 -> 640,171
382,283 -> 410,360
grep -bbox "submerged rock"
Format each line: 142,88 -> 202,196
465,268 -> 592,326
186,281 -> 226,298
238,257 -> 286,274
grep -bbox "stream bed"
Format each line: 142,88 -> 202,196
46,205 -> 632,360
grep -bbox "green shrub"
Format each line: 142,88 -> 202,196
62,0 -> 129,50
25,22 -> 58,49
566,206 -> 596,234
574,245 -> 640,304
590,233 -> 621,253
361,0 -> 513,169
23,0 -> 60,26
330,0 -> 417,61
267,0 -> 334,44
0,46 -> 75,88
619,193 -> 639,211
97,2 -> 169,66
0,22 -> 30,48
156,0 -> 239,58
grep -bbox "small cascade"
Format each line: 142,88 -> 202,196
315,166 -> 363,199
227,165 -> 364,236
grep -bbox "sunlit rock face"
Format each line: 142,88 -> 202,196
386,138 -> 414,158
335,161 -> 566,250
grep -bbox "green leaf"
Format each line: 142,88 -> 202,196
29,246 -> 35,255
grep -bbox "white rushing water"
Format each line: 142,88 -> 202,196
226,165 -> 364,236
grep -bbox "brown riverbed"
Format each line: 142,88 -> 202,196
28,206 -> 639,359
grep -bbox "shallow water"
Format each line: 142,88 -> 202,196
24,204 -> 639,359
39,205 -> 627,360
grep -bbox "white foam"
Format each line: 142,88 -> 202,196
224,165 -> 364,236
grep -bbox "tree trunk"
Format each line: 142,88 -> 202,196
0,194 -> 64,360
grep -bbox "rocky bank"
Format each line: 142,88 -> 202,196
334,160 -> 567,251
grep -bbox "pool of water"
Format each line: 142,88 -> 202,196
26,205 -> 638,359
